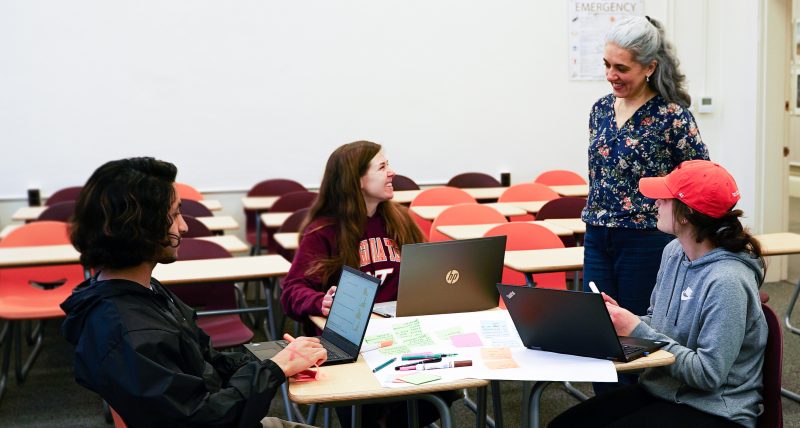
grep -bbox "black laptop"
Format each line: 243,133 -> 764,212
245,266 -> 379,366
372,236 -> 506,317
498,284 -> 666,362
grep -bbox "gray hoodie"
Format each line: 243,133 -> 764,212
631,239 -> 767,427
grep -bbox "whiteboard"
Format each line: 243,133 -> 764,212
0,1 -> 606,198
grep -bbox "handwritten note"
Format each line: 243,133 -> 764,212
365,333 -> 395,345
481,347 -> 519,369
435,326 -> 463,341
379,344 -> 411,356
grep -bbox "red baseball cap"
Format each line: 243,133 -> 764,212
639,160 -> 740,219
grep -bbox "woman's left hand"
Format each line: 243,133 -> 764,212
605,302 -> 641,336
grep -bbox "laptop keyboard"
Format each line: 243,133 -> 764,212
622,344 -> 645,356
276,339 -> 347,360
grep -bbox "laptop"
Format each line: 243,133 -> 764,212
372,236 -> 506,318
245,266 -> 379,366
498,284 -> 666,362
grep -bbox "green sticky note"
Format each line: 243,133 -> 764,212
365,333 -> 394,345
393,319 -> 424,342
379,344 -> 411,356
400,373 -> 442,385
403,334 -> 434,347
435,326 -> 463,341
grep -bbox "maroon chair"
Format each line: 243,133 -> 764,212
392,174 -> 420,191
447,172 -> 501,189
262,191 -> 317,254
275,208 -> 310,261
36,201 -> 76,222
245,179 -> 306,250
534,197 -> 587,247
180,199 -> 213,218
172,238 -> 253,349
182,215 -> 213,238
759,303 -> 783,428
46,186 -> 82,206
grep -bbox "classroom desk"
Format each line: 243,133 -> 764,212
260,212 -> 294,229
539,218 -> 585,235
392,187 -> 507,205
274,232 -> 299,251
410,203 -> 527,221
198,199 -> 222,211
10,199 -> 221,222
0,244 -> 80,268
153,254 -> 289,285
194,235 -> 250,254
436,221 -> 573,240
548,185 -> 589,197
195,215 -> 239,232
242,196 -> 281,255
504,246 -> 583,274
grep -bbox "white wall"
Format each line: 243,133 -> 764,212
0,1 -> 773,236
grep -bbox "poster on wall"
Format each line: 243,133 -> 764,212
568,0 -> 643,80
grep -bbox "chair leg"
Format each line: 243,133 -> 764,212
527,381 -> 551,428
463,387 -> 497,428
0,321 -> 14,404
562,381 -> 589,401
784,278 -> 800,335
14,319 -> 44,384
262,280 -> 278,341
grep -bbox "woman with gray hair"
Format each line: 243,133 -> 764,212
581,16 -> 709,330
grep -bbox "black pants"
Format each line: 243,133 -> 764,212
548,384 -> 744,428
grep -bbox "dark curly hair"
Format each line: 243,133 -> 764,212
70,157 -> 178,270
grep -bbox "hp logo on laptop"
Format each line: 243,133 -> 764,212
445,270 -> 460,284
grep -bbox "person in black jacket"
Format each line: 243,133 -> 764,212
61,157 -> 326,428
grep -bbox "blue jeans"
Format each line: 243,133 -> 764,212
582,224 -> 673,316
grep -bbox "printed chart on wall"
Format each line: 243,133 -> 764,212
568,0 -> 643,80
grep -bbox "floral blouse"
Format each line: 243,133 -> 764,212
581,94 -> 709,229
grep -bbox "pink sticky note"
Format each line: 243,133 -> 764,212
450,332 -> 483,347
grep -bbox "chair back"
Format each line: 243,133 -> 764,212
759,303 -> 783,428
244,179 -> 307,247
182,215 -> 213,238
46,186 -> 83,206
534,197 -> 587,247
499,183 -> 560,221
392,175 -> 420,191
447,172 -> 501,188
276,208 -> 310,260
409,187 -> 476,239
271,191 -> 318,213
110,407 -> 128,428
484,223 -> 566,307
173,239 -> 236,310
175,182 -> 203,201
37,201 -> 76,222
534,169 -> 587,186
180,199 -> 213,218
429,203 -> 507,242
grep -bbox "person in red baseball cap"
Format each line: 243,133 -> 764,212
551,160 -> 768,428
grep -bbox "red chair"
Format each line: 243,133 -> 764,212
498,183 -> 560,221
759,303 -> 783,428
180,199 -> 213,218
172,239 -> 254,349
484,223 -> 566,308
534,170 -> 587,186
46,186 -> 83,206
36,201 -> 76,222
447,172 -> 501,189
409,187 -> 476,239
0,222 -> 84,401
429,204 -> 507,242
534,197 -> 587,247
244,179 -> 306,250
175,182 -> 203,201
275,208 -> 309,261
392,175 -> 420,191
263,191 -> 317,254
182,215 -> 213,238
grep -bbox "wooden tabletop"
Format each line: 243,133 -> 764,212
614,349 -> 674,372
193,235 -> 250,254
11,206 -> 46,222
436,221 -> 573,240
410,203 -> 527,221
391,190 -> 422,204
241,196 -> 280,211
153,255 -> 290,285
755,232 -> 800,256
260,212 -> 294,228
541,218 -> 586,234
504,247 -> 584,274
198,199 -> 222,211
195,216 -> 239,231
502,201 -> 548,214
0,244 -> 80,268
274,232 -> 299,251
549,185 -> 589,197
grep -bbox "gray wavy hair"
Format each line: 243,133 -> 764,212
606,16 -> 691,108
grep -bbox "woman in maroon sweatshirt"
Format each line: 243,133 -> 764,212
281,140 -> 424,331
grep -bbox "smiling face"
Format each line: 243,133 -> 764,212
604,42 -> 656,100
360,151 -> 395,206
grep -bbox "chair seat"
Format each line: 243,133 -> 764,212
197,315 -> 254,349
0,282 -> 77,319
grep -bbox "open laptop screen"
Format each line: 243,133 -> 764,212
323,266 -> 378,346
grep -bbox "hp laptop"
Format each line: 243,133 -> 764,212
498,284 -> 666,362
245,266 -> 379,366
372,236 -> 506,317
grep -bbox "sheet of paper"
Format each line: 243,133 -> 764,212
398,372 -> 442,385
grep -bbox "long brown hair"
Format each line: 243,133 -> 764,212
301,141 -> 425,286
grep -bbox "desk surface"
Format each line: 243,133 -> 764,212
0,244 -> 80,268
195,216 -> 239,232
539,218 -> 585,234
153,255 -> 290,284
436,221 -> 573,240
193,235 -> 250,254
504,246 -> 584,274
274,232 -> 299,251
410,203 -> 527,221
755,232 -> 800,256
549,185 -> 589,197
198,199 -> 222,211
11,200 -> 220,221
241,196 -> 280,211
260,212 -> 294,228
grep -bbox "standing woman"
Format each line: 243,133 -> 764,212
551,160 -> 767,428
582,16 -> 709,316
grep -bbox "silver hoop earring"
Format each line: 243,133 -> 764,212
646,75 -> 650,83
